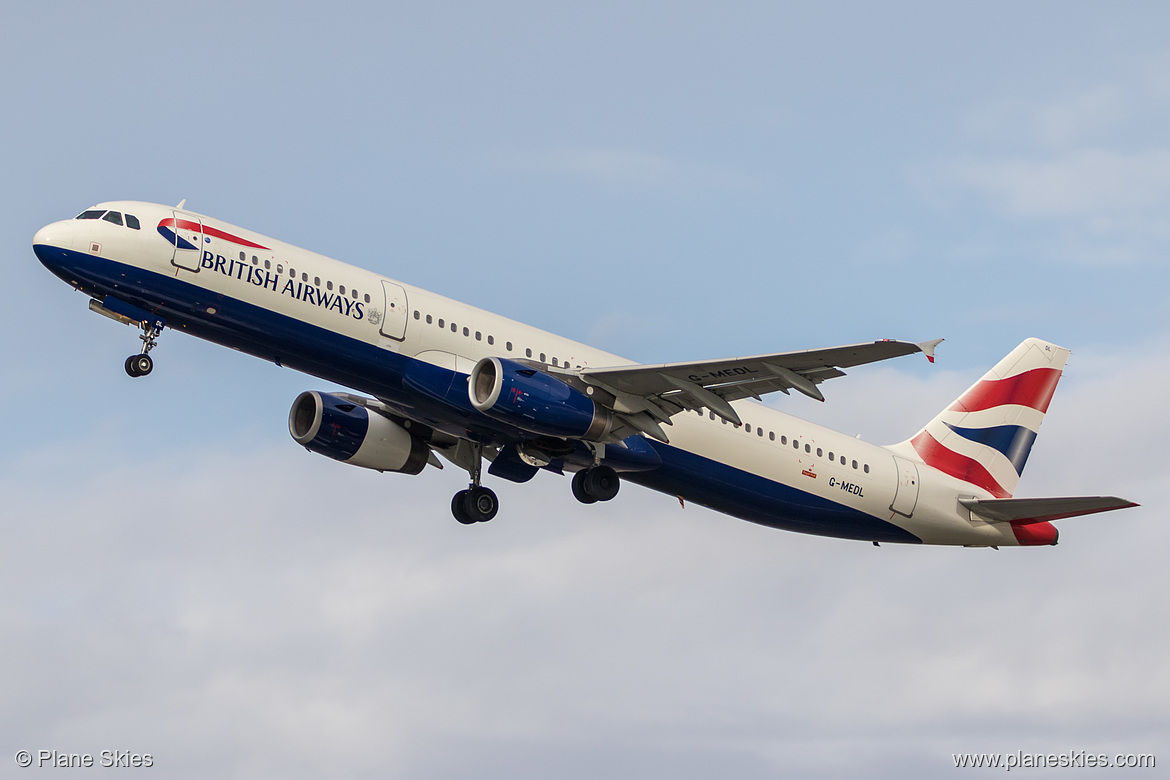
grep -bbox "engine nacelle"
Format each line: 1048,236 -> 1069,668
469,357 -> 614,440
289,391 -> 429,474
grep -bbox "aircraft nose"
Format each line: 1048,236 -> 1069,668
33,220 -> 75,250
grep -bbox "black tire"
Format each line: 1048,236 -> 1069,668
464,486 -> 499,522
124,355 -> 141,377
451,490 -> 476,525
583,465 -> 620,502
130,353 -> 153,376
571,470 -> 598,504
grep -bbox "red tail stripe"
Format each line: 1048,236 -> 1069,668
948,367 -> 1061,414
910,432 -> 1011,498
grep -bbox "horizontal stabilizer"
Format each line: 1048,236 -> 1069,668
960,496 -> 1138,525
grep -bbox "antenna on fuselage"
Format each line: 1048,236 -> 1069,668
176,199 -> 187,209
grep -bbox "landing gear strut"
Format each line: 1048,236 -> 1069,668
124,320 -> 162,378
572,465 -> 620,504
451,442 -> 498,524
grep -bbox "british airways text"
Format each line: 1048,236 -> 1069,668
199,252 -> 365,320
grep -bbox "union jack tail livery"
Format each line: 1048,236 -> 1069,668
903,338 -> 1068,498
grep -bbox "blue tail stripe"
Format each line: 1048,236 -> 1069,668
943,422 -> 1038,476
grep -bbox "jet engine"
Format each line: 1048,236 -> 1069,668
469,357 -> 614,440
289,391 -> 429,474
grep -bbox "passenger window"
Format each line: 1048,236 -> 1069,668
769,432 -> 775,441
710,411 -> 716,420
254,257 -> 260,266
289,268 -> 296,277
102,211 -> 123,226
302,273 -> 308,282
745,424 -> 751,433
327,281 -> 333,290
463,327 -> 469,337
438,318 -> 444,328
540,353 -> 546,362
757,428 -> 764,437
277,265 -> 283,274
526,348 -> 532,358
451,322 -> 457,332
76,210 -> 105,220
239,251 -> 246,261
506,341 -> 512,351
817,448 -> 823,457
863,464 -> 870,474
781,436 -> 787,445
852,460 -> 858,469
413,311 -> 420,320
364,294 -> 370,303
339,285 -> 346,295
476,332 -> 482,341
426,314 -> 433,324
352,289 -> 358,299
794,440 -> 800,450
487,335 -> 494,345
805,444 -> 811,453
265,260 -> 271,270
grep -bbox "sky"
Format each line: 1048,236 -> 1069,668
1,2 -> 1166,777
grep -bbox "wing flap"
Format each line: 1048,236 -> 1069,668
961,496 -> 1139,525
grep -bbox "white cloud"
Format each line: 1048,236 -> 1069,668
946,148 -> 1170,219
1032,86 -> 1129,150
2,340 -> 1165,778
963,86 -> 1129,151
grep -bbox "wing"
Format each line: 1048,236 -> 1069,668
572,338 -> 943,440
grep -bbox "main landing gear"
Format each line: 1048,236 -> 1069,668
571,465 -> 620,504
124,320 -> 162,378
451,442 -> 499,524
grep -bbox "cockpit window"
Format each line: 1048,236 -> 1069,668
102,211 -> 124,226
76,210 -> 106,220
125,214 -> 140,230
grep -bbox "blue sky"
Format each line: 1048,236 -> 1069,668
2,3 -> 1166,777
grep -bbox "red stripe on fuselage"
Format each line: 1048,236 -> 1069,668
910,431 -> 1011,498
159,218 -> 270,250
949,368 -> 1061,414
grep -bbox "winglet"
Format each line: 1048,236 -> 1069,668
916,338 -> 944,364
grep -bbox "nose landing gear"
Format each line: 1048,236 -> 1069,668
124,320 -> 162,378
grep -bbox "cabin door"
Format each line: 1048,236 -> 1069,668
890,457 -> 920,517
379,280 -> 409,340
168,212 -> 204,272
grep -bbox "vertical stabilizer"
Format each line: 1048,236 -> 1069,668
897,338 -> 1070,497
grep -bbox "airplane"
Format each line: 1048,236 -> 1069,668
32,201 -> 1137,546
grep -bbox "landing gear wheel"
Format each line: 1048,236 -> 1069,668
571,470 -> 598,504
451,490 -> 476,525
463,486 -> 499,523
125,353 -> 153,377
583,465 -> 620,502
